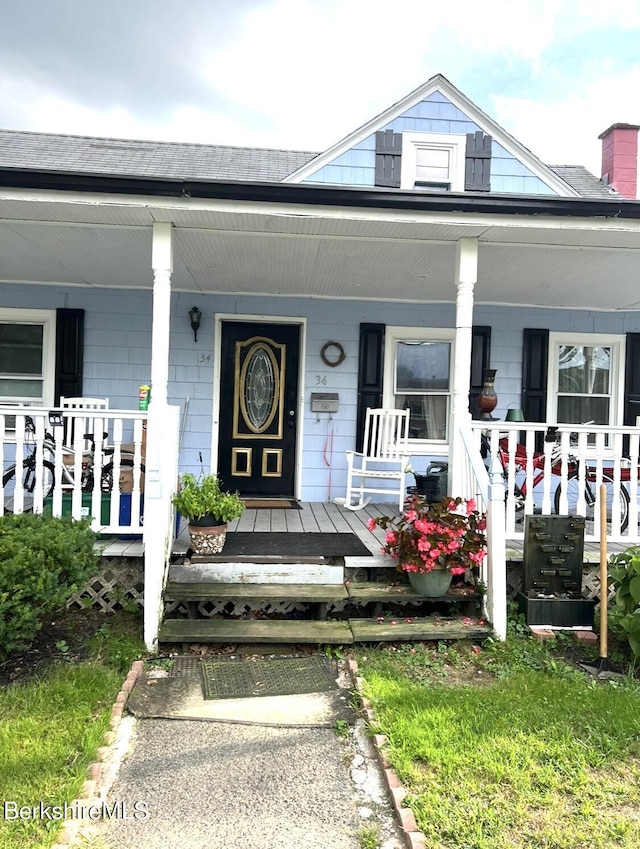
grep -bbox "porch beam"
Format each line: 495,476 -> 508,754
4,186 -> 640,233
449,237 -> 478,495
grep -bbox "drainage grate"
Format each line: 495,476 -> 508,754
168,656 -> 202,678
199,655 -> 337,700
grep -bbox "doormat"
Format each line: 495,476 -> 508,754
199,655 -> 337,700
221,532 -> 372,557
242,499 -> 301,509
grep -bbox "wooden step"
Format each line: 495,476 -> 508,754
345,582 -> 481,603
159,617 -> 354,644
348,617 -> 492,642
158,615 -> 493,644
168,561 -> 345,585
164,581 -> 349,603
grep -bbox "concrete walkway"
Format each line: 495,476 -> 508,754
85,657 -> 404,849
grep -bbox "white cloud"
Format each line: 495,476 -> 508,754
1,0 -> 640,174
493,67 -> 640,175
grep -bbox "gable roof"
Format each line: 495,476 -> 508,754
283,73 -> 581,197
0,128 -> 314,182
0,91 -> 615,201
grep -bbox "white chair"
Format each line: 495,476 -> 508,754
335,407 -> 410,511
59,396 -> 109,453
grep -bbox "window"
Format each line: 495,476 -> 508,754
0,309 -> 56,407
384,328 -> 454,446
547,333 -> 624,427
401,132 -> 466,192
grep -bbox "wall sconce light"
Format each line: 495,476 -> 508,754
188,306 -> 202,342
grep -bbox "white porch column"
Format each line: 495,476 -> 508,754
449,237 -> 478,495
150,222 -> 173,406
143,222 -> 175,650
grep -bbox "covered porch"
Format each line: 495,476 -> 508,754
3,175 -> 640,648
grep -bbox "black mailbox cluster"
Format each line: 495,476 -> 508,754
516,515 -> 596,628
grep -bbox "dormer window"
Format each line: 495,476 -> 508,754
400,132 -> 466,192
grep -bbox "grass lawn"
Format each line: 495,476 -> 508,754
0,611 -> 145,849
356,625 -> 640,849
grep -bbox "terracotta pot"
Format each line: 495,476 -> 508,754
407,568 -> 453,597
188,521 -> 227,556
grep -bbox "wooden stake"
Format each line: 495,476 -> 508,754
599,483 -> 608,659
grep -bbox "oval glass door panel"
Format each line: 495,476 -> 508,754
240,343 -> 279,432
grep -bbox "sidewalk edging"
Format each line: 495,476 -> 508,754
50,659 -> 145,848
347,658 -> 427,849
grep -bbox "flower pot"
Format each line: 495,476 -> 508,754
407,568 -> 453,597
188,521 -> 227,556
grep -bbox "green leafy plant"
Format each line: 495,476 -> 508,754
608,545 -> 640,660
171,472 -> 245,524
367,495 -> 487,575
0,513 -> 98,659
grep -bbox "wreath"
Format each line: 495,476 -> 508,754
320,341 -> 346,367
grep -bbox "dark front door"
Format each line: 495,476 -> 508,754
218,321 -> 300,497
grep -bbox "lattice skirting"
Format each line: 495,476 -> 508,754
66,559 -> 611,616
507,563 -> 611,608
66,557 -> 144,613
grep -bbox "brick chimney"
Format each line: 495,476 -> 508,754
599,123 -> 640,199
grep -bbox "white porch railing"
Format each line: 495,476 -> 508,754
469,421 -> 640,544
0,407 -> 147,535
459,425 -> 507,639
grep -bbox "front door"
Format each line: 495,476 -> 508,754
218,321 -> 300,497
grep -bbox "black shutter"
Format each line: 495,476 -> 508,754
54,308 -> 84,403
522,328 -> 549,422
624,333 -> 640,426
624,333 -> 640,456
375,130 -> 402,188
469,326 -> 491,418
465,131 -> 492,192
356,323 -> 385,451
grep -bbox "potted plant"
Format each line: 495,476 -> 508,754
172,472 -> 244,556
367,495 -> 487,596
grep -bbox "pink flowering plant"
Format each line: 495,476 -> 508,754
366,495 -> 487,575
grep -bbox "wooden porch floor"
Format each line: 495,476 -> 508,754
97,501 -> 627,562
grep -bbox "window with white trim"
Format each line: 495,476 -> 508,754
384,327 -> 454,447
547,332 -> 624,427
401,132 -> 466,192
0,309 -> 56,406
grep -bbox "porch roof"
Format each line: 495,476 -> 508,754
1,169 -> 640,310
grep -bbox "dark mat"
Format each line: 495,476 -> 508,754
199,655 -> 337,700
220,532 -> 372,557
242,499 -> 301,509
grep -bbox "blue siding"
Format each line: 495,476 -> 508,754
4,284 -> 638,504
303,92 -> 558,196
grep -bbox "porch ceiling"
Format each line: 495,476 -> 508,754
1,193 -> 640,310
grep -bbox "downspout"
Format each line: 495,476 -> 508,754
449,237 -> 478,495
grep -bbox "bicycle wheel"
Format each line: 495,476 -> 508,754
554,472 -> 629,534
2,458 -> 56,507
100,459 -> 146,492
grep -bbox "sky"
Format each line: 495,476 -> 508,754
2,0 -> 640,177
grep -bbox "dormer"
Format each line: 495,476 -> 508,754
285,74 -> 577,197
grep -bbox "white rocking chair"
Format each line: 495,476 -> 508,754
59,396 -> 110,453
335,407 -> 410,511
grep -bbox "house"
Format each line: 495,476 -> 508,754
2,73 -> 640,648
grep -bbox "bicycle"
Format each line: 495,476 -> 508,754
2,414 -> 145,508
480,428 -> 630,534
